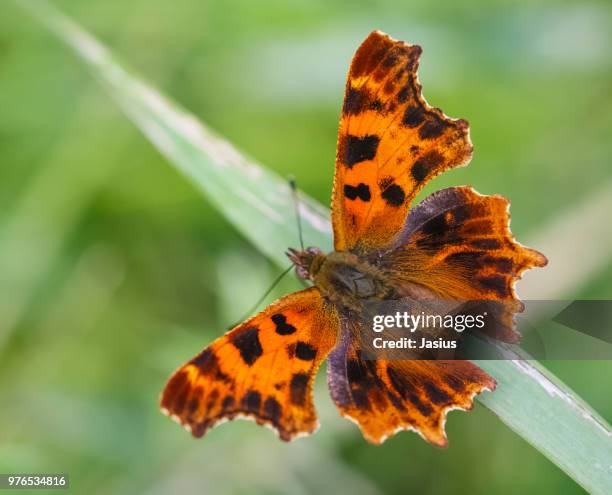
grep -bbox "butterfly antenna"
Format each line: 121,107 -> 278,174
229,264 -> 293,329
289,176 -> 305,251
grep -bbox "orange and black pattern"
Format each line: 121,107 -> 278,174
161,31 -> 546,448
382,186 -> 547,342
332,31 -> 472,253
161,288 -> 338,441
328,319 -> 495,446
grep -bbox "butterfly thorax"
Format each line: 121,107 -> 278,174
287,247 -> 391,312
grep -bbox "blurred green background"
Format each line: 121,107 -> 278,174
1,0 -> 611,494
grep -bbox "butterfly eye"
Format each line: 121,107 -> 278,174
295,266 -> 309,280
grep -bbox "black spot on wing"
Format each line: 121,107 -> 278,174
241,390 -> 261,413
351,388 -> 370,409
451,204 -> 471,224
344,183 -> 371,202
172,383 -> 189,415
397,84 -> 410,103
408,392 -> 433,416
423,382 -> 451,405
478,275 -> 508,297
221,395 -> 235,411
382,50 -> 399,68
387,366 -> 409,398
387,367 -> 433,416
347,359 -> 367,384
404,47 -> 422,71
388,367 -> 428,412
484,256 -> 514,273
187,397 -> 199,415
402,105 -> 425,128
381,183 -> 406,207
369,99 -> 384,112
295,342 -> 317,361
231,327 -> 263,365
191,348 -> 230,382
272,313 -> 297,336
343,134 -> 380,168
411,150 -> 443,182
421,213 -> 448,237
343,86 -> 368,115
387,391 -> 406,411
470,238 -> 502,250
290,373 -> 309,406
191,348 -> 214,370
419,117 -> 447,139
263,397 -> 282,424
411,162 -> 428,183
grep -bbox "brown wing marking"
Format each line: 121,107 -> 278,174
161,287 -> 339,441
327,320 -> 495,446
383,186 -> 547,342
332,31 -> 472,253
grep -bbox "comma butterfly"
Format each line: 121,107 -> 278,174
160,31 -> 547,447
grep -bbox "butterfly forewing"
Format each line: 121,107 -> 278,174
161,288 -> 339,441
332,31 -> 473,253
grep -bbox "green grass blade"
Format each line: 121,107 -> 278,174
17,1 -> 612,493
15,0 -> 333,265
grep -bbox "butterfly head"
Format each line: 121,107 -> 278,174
286,247 -> 323,280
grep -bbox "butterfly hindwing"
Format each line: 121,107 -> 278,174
327,318 -> 495,446
382,186 -> 547,342
332,31 -> 472,253
161,287 -> 339,441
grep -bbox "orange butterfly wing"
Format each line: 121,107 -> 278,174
161,288 -> 338,441
326,33 -> 546,447
326,191 -> 546,447
383,186 -> 547,342
328,321 -> 495,446
332,30 -> 472,253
